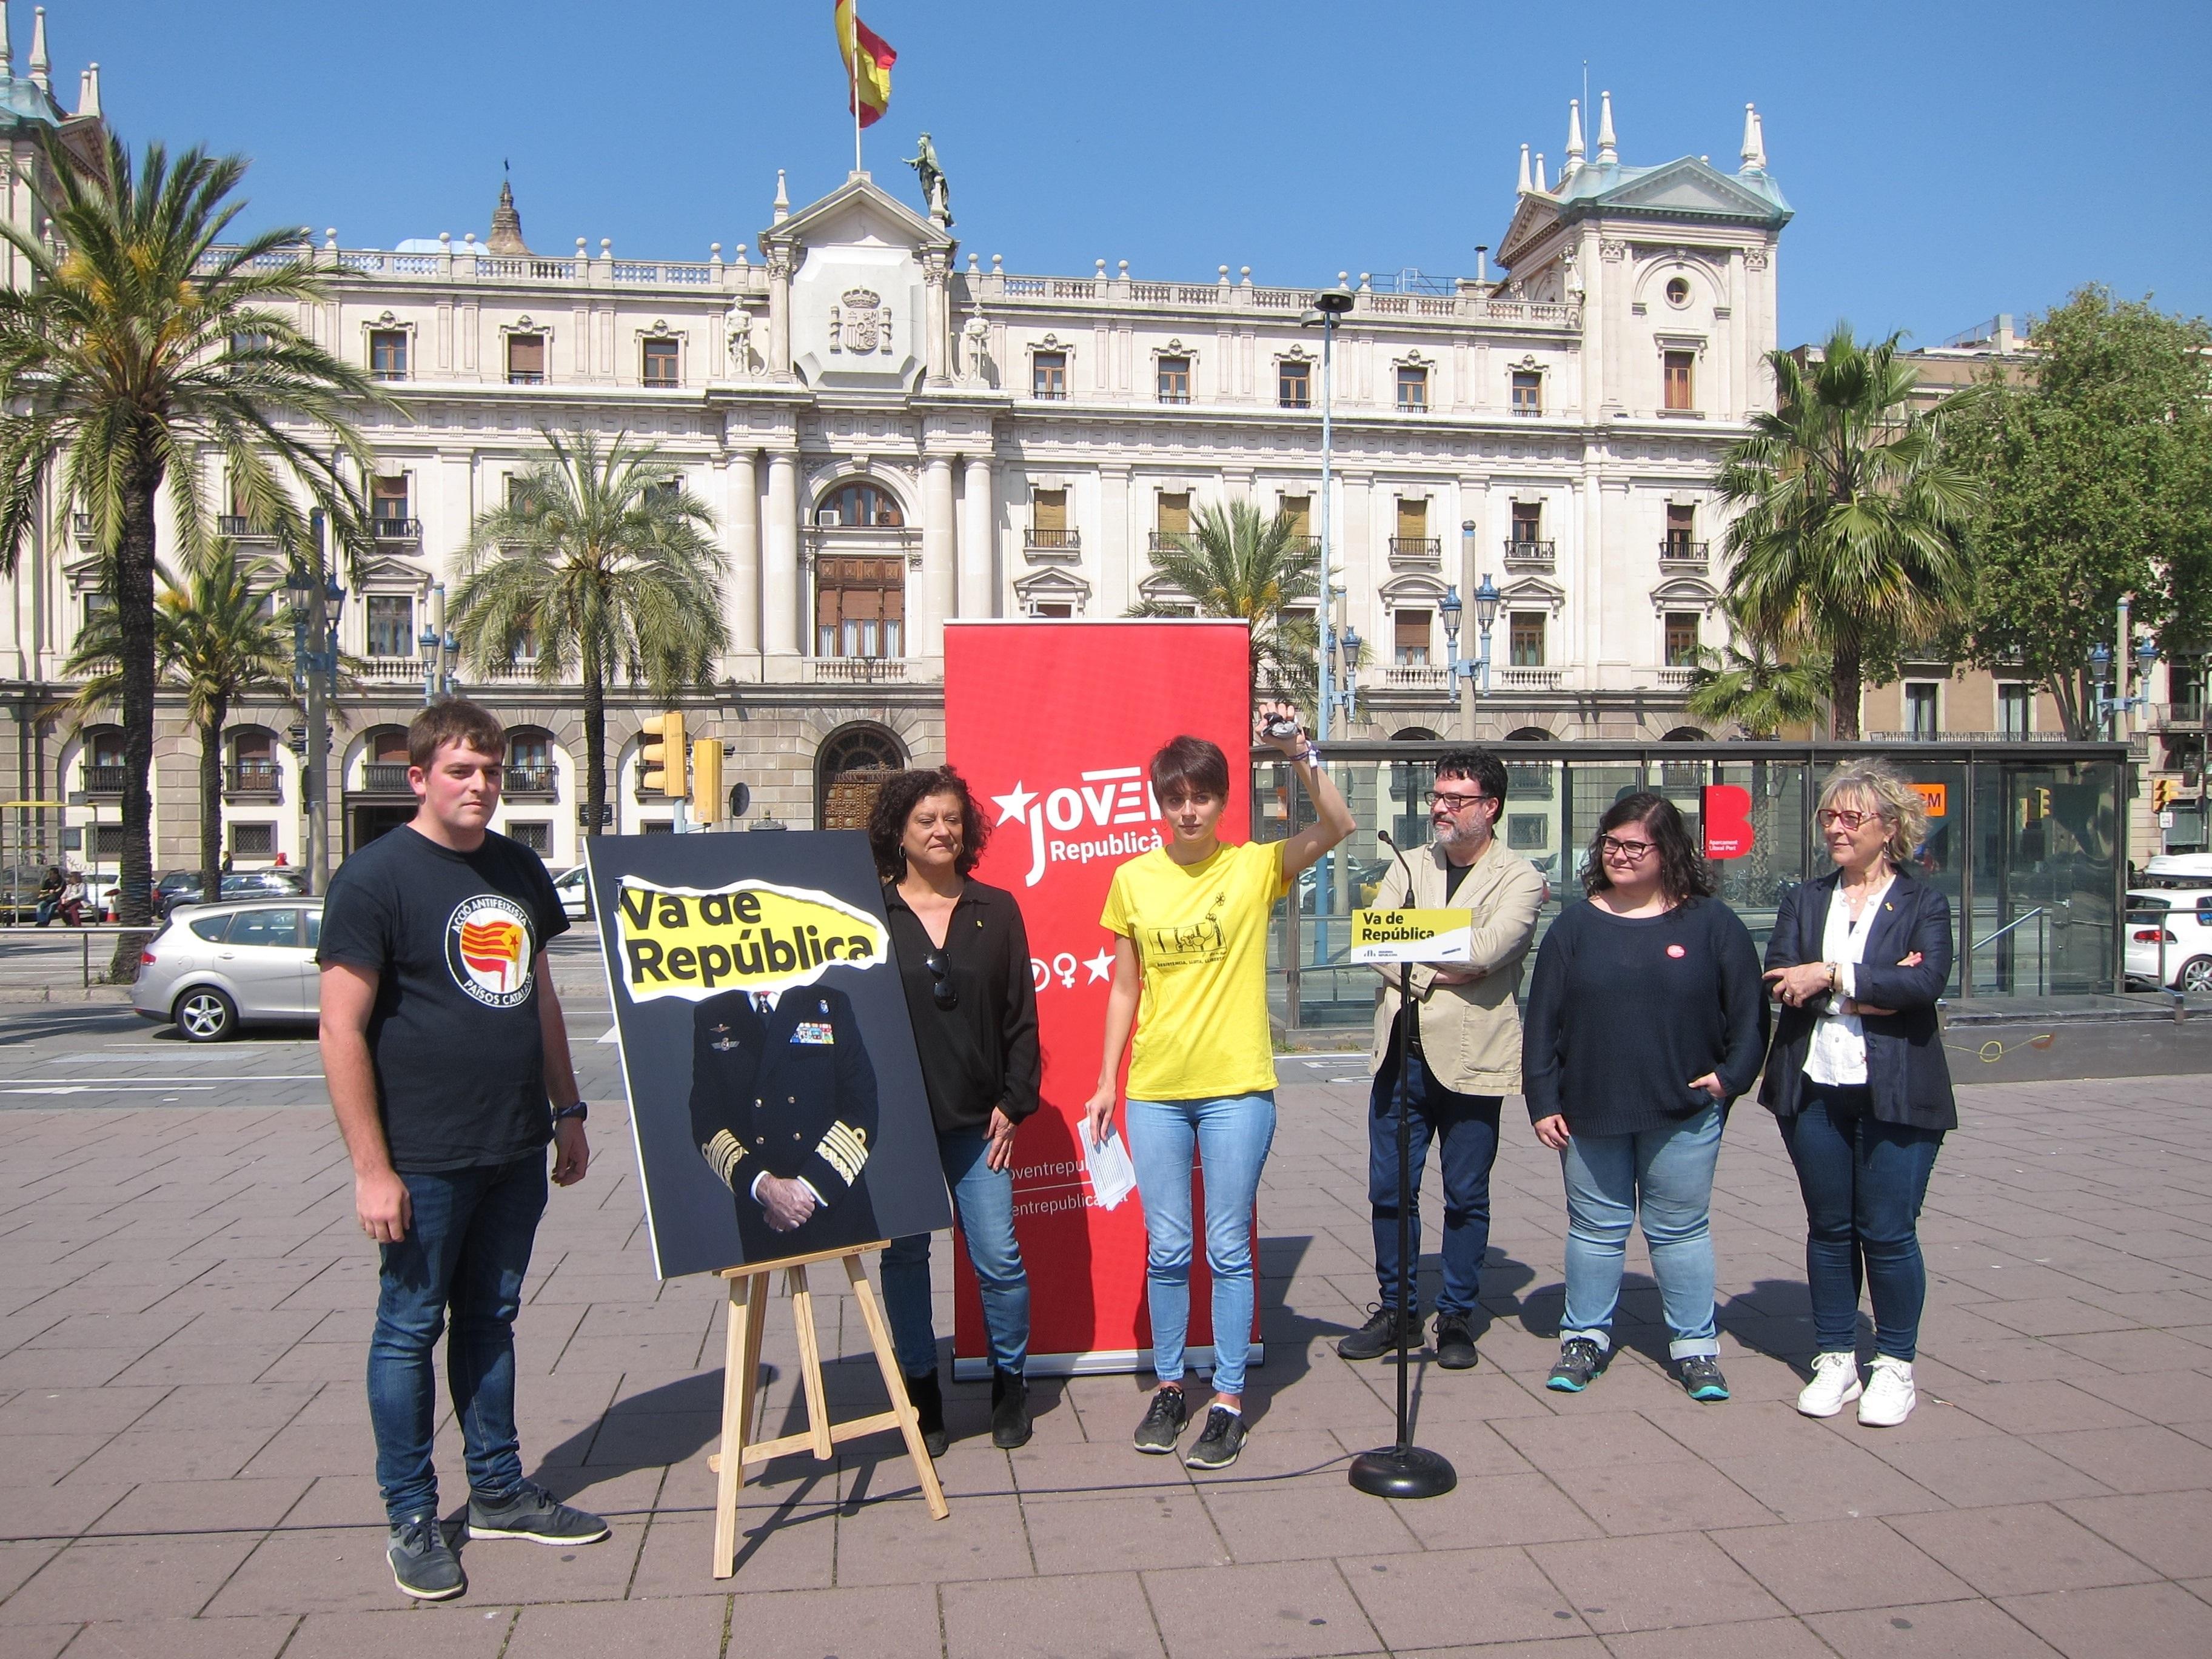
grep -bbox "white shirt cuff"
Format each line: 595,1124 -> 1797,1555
1837,962 -> 1858,998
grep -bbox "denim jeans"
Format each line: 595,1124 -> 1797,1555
367,1153 -> 548,1526
881,1127 -> 1031,1377
1127,1091 -> 1276,1396
1370,1030 -> 1501,1318
1778,1082 -> 1945,1361
1558,1104 -> 1724,1360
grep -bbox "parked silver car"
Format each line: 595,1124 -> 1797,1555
131,898 -> 325,1041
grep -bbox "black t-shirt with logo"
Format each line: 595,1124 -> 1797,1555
317,824 -> 568,1173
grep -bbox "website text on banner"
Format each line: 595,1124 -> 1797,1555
943,619 -> 1257,1378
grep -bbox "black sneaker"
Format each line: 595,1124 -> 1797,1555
990,1369 -> 1032,1450
387,1513 -> 464,1601
1546,1337 -> 1607,1393
466,1480 -> 611,1545
905,1369 -> 948,1458
1131,1385 -> 1190,1454
1336,1304 -> 1425,1361
1184,1406 -> 1247,1470
1433,1312 -> 1480,1370
1676,1355 -> 1731,1402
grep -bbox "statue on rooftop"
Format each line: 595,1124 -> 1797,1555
904,134 -> 951,227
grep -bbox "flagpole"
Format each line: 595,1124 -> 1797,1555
852,14 -> 863,174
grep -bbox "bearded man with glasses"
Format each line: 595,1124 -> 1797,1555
1337,748 -> 1546,1372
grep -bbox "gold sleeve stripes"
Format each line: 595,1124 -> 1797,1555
704,1129 -> 747,1189
817,1121 -> 870,1188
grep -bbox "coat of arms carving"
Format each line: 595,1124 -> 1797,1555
828,288 -> 892,356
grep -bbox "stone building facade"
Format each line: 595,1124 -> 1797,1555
0,72 -> 1794,874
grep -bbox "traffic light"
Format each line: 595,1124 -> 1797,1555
690,738 -> 723,825
2153,777 -> 2177,812
639,711 -> 685,799
2024,786 -> 2051,824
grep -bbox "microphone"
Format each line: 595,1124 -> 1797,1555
1377,828 -> 1417,894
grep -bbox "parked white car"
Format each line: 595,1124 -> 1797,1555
2125,887 -> 2212,993
130,898 -> 324,1041
551,864 -> 591,921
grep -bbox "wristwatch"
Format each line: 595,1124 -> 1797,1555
552,1100 -> 589,1125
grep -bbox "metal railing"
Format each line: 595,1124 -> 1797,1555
1387,537 -> 1441,560
226,765 -> 281,798
1504,539 -> 1555,564
0,925 -> 146,989
1147,531 -> 1187,554
370,517 -> 421,541
82,766 -> 125,796
502,766 -> 557,798
359,762 -> 412,793
1025,528 -> 1081,553
1660,540 -> 1709,564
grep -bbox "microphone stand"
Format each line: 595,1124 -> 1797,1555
1348,829 -> 1458,1500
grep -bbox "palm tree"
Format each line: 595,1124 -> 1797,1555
1717,326 -> 1980,739
451,429 -> 728,836
1683,606 -> 1830,739
62,542 -> 297,910
1128,500 -> 1321,705
0,130 -> 374,929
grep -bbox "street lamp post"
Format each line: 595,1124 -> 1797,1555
2090,637 -> 2160,738
1303,284 -> 1357,936
1471,574 -> 1501,699
1441,575 -> 1501,742
286,511 -> 345,894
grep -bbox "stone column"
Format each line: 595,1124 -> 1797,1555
922,252 -> 951,386
960,454 -> 995,618
725,449 -> 761,662
920,454 -> 957,655
767,248 -> 795,380
763,450 -> 800,656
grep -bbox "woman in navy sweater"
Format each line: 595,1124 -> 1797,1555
1761,760 -> 1956,1428
1523,793 -> 1768,1402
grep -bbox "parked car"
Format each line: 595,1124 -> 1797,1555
2124,888 -> 2212,993
551,863 -> 591,921
161,868 -> 307,917
130,897 -> 324,1041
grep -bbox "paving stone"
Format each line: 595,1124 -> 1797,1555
1144,1560 -> 1382,1659
1706,1517 -> 1972,1614
1529,1530 -> 1788,1634
281,1607 -> 517,1658
943,1571 -> 1167,1659
1997,1580 -> 2212,1659
0,1534 -> 261,1625
1341,1544 -> 1591,1649
1805,1599 -> 2062,1657
45,1615 -> 295,1658
1886,1501 -> 2160,1598
504,1597 -> 725,1657
2059,1489 -> 2212,1579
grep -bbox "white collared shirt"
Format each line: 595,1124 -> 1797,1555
1803,874 -> 1894,1088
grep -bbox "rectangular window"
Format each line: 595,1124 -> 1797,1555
1663,350 -> 1695,412
372,475 -> 409,537
506,332 -> 546,384
1394,609 -> 1432,666
1999,684 -> 2033,740
1156,492 -> 1190,537
1664,612 -> 1700,667
1032,350 -> 1067,399
1510,369 -> 1543,415
1665,503 -> 1696,555
1395,364 -> 1429,411
93,824 -> 127,858
369,329 -> 409,381
1509,612 -> 1546,668
84,591 -> 113,632
1279,495 -> 1312,538
1506,813 -> 1549,851
1028,602 -> 1074,618
1031,488 -> 1067,532
814,555 -> 905,660
1396,499 -> 1428,541
229,822 -> 275,857
1278,360 -> 1310,409
1906,682 -> 1940,739
642,337 -> 680,387
1510,501 -> 1542,546
507,821 -> 551,853
1157,356 -> 1190,404
366,594 -> 415,659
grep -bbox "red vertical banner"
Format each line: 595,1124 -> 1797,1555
943,620 -> 1253,1376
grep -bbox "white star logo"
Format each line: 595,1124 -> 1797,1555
992,782 -> 1037,826
1084,947 -> 1116,984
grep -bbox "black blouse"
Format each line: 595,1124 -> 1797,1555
882,879 -> 1042,1134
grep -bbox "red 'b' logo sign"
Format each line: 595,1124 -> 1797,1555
1701,784 -> 1756,860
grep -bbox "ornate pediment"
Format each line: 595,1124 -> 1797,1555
1500,574 -> 1566,614
1596,158 -> 1791,224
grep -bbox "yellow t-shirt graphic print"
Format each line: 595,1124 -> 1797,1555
1101,839 -> 1288,1101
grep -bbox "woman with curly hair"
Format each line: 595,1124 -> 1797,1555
868,766 -> 1041,1453
1522,792 -> 1767,1402
1761,760 -> 1956,1427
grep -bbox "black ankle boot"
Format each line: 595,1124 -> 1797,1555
905,1370 -> 948,1456
990,1368 -> 1032,1449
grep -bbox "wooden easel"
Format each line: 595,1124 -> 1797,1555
707,1239 -> 949,1578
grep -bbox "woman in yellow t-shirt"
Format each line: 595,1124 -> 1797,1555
1084,702 -> 1355,1470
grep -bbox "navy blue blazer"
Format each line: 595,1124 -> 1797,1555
1758,867 -> 1959,1131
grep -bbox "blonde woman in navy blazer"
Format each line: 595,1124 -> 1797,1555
1761,759 -> 1957,1428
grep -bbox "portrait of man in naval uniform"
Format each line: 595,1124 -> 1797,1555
688,979 -> 880,1263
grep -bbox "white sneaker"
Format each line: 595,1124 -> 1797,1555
1857,1356 -> 1917,1427
1796,1350 -> 1863,1418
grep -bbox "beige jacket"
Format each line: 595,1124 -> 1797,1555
1368,837 -> 1547,1094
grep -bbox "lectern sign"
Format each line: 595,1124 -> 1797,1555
1348,909 -> 1473,965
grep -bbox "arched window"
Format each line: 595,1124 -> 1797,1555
815,724 -> 907,830
1660,726 -> 1711,742
1504,726 -> 1553,742
228,727 -> 280,796
1389,727 -> 1441,742
82,726 -> 126,793
814,481 -> 905,528
816,556 -> 905,660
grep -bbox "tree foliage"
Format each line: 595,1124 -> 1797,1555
1948,287 -> 2212,737
1682,603 -> 1830,738
1128,500 -> 1321,706
1717,326 -> 1980,739
451,429 -> 728,836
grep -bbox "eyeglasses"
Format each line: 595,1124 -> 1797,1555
920,950 -> 957,1010
1426,791 -> 1495,811
1599,836 -> 1657,862
1815,808 -> 1883,831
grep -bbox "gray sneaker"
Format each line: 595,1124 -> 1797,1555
467,1480 -> 611,1545
387,1514 -> 464,1601
1131,1385 -> 1190,1453
1184,1406 -> 1247,1470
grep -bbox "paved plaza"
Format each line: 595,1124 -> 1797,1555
0,977 -> 2209,1657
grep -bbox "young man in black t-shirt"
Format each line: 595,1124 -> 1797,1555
318,699 -> 608,1601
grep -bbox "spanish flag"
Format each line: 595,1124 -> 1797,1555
834,0 -> 895,129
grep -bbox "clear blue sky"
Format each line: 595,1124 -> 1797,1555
59,0 -> 2212,346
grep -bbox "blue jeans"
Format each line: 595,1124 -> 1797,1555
1778,1083 -> 1945,1361
1558,1105 -> 1723,1360
1370,1030 -> 1501,1318
367,1153 -> 548,1526
1127,1092 -> 1276,1396
882,1127 -> 1031,1377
